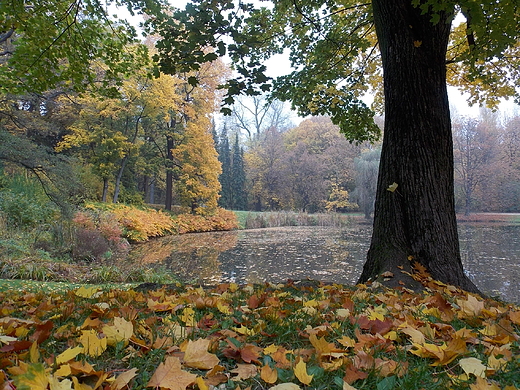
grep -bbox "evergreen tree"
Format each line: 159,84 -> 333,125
217,125 -> 232,209
231,133 -> 247,210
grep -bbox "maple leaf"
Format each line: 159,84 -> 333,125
48,375 -> 73,390
459,357 -> 488,378
78,330 -> 107,357
12,362 -> 48,390
55,346 -> 84,365
147,356 -> 197,390
260,364 -> 278,384
457,295 -> 484,317
240,344 -> 262,364
230,364 -> 257,381
74,286 -> 101,299
469,377 -> 501,390
183,339 -> 219,370
294,360 -> 313,385
110,368 -> 138,390
102,317 -> 133,347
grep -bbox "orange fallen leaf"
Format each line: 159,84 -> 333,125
294,360 -> 313,385
146,356 -> 197,390
260,364 -> 278,384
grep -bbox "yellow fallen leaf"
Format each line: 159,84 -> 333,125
78,330 -> 107,357
180,307 -> 196,327
469,377 -> 501,390
30,341 -> 40,363
260,364 -> 278,384
337,335 -> 356,348
111,368 -> 138,390
74,286 -> 101,299
12,363 -> 48,390
48,375 -> 73,390
459,357 -> 488,378
195,376 -> 209,390
264,344 -> 281,355
457,295 -> 484,317
55,364 -> 72,377
102,317 -> 133,347
294,360 -> 313,385
183,339 -> 219,370
56,346 -> 84,365
399,324 -> 426,344
336,309 -> 351,320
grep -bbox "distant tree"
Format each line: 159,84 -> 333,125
452,116 -> 498,215
353,147 -> 381,219
217,125 -> 232,209
231,133 -> 247,210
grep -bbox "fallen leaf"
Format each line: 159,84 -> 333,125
102,317 -> 133,347
78,330 -> 107,357
459,357 -> 488,378
12,363 -> 48,390
294,360 -> 313,385
74,286 -> 101,299
270,384 -> 301,390
111,368 -> 138,390
260,365 -> 278,384
183,339 -> 219,370
343,382 -> 358,390
48,376 -> 73,390
230,364 -> 257,381
469,377 -> 501,390
146,356 -> 197,390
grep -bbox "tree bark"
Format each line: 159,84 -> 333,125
359,0 -> 480,294
165,135 -> 174,211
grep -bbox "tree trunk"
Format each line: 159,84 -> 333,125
101,177 -> 109,202
113,155 -> 128,203
359,0 -> 480,294
165,136 -> 174,211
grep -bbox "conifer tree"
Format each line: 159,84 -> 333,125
217,125 -> 232,209
231,133 -> 247,210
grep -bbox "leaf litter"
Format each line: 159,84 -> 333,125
0,266 -> 519,390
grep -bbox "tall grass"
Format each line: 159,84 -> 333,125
234,210 -> 359,229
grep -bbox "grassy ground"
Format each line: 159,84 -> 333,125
0,268 -> 519,390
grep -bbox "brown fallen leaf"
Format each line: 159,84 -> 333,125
230,364 -> 257,381
146,356 -> 197,390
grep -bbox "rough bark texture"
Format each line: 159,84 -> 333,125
359,0 -> 481,294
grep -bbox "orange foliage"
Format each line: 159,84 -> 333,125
75,204 -> 238,243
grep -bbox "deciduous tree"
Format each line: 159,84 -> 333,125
152,0 -> 520,293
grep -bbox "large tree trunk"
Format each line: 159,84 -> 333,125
359,0 -> 480,294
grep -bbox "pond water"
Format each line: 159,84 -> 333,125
128,222 -> 520,303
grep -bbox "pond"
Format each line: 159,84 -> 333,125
128,222 -> 520,303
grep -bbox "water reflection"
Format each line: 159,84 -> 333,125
128,223 -> 519,303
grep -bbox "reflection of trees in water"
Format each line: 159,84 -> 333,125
127,224 -> 520,304
127,231 -> 239,282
